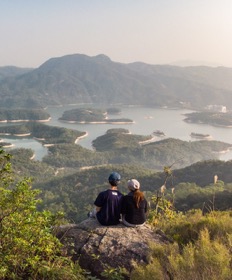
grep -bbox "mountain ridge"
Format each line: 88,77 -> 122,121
1,53 -> 232,109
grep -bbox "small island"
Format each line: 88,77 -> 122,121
59,108 -> 134,124
153,130 -> 165,137
190,132 -> 212,140
184,111 -> 232,127
0,141 -> 14,148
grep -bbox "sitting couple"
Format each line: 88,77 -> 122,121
91,172 -> 148,227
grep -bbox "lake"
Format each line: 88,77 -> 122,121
1,104 -> 232,161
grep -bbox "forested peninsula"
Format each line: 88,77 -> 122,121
0,123 -> 86,145
184,111 -> 232,127
0,109 -> 50,122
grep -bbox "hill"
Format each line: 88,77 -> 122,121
1,54 -> 232,109
0,66 -> 32,80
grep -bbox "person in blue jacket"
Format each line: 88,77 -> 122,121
93,172 -> 124,226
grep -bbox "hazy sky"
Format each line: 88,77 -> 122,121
1,0 -> 232,68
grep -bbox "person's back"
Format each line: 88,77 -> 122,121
94,172 -> 123,226
121,194 -> 147,225
121,179 -> 148,227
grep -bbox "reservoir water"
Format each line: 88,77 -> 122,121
1,105 -> 232,161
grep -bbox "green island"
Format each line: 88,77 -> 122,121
184,111 -> 232,127
0,109 -> 51,122
0,140 -> 13,148
0,123 -> 86,145
59,108 -> 133,123
1,125 -> 230,171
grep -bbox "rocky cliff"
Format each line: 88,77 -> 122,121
56,218 -> 171,279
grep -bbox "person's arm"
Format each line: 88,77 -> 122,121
94,192 -> 104,212
144,199 -> 148,214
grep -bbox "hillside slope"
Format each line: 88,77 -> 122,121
1,54 -> 232,109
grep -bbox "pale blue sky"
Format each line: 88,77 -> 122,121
1,0 -> 232,67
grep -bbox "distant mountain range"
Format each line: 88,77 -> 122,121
1,54 -> 232,109
169,60 -> 224,67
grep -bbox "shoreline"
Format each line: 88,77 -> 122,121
43,144 -> 55,147
0,117 -> 51,123
59,120 -> 135,124
75,132 -> 88,144
30,153 -> 35,160
213,147 -> 232,154
1,143 -> 15,148
184,119 -> 232,128
0,132 -> 31,137
139,136 -> 157,145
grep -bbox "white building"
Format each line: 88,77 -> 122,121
205,105 -> 227,113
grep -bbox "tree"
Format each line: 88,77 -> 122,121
0,149 -> 85,279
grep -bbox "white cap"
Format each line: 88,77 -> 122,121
127,179 -> 140,191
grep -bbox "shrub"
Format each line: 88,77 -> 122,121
0,149 -> 85,279
168,228 -> 231,280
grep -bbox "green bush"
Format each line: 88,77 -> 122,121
0,149 -> 85,279
130,258 -> 163,280
158,209 -> 232,245
132,200 -> 232,280
168,228 -> 231,280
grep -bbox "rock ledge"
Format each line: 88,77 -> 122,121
57,218 -> 170,278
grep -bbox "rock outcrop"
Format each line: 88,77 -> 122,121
56,218 -> 171,279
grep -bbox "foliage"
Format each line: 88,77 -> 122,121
0,109 -> 50,121
132,226 -> 231,280
106,107 -> 121,114
92,129 -> 150,151
3,144 -> 232,224
101,265 -> 128,280
34,157 -> 232,223
36,164 -> 155,223
2,54 -> 232,110
90,253 -> 128,280
184,111 -> 232,127
167,228 -> 231,280
43,144 -> 108,168
133,206 -> 232,280
136,162 -> 232,279
0,66 -> 32,80
0,123 -> 85,145
0,149 -> 86,279
9,148 -> 57,184
173,159 -> 232,186
130,258 -> 164,280
60,108 -> 106,122
1,122 -> 230,173
156,210 -> 232,245
59,108 -> 133,123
